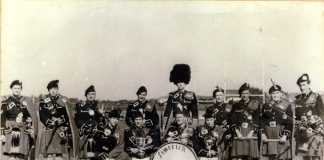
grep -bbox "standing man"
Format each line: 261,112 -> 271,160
75,85 -> 101,159
295,73 -> 324,160
0,80 -> 34,160
261,84 -> 293,160
126,86 -> 159,129
295,73 -> 324,121
229,83 -> 261,160
124,111 -> 161,160
163,64 -> 198,131
205,86 -> 232,159
206,86 -> 232,128
38,80 -> 74,160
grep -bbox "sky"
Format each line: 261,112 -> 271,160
1,1 -> 323,100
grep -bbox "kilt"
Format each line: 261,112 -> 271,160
296,134 -> 323,157
262,126 -> 280,156
231,138 -> 259,158
231,128 -> 259,158
39,128 -> 67,156
2,121 -> 30,156
79,136 -> 96,159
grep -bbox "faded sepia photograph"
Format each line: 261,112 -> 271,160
0,1 -> 323,160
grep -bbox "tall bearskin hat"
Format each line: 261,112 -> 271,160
10,80 -> 22,89
297,73 -> 310,85
85,85 -> 96,96
47,80 -> 59,90
169,64 -> 191,84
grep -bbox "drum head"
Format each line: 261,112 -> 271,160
152,142 -> 198,160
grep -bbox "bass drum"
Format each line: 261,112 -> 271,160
152,142 -> 198,160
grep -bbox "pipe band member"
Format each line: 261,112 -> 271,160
163,64 -> 198,130
75,85 -> 101,159
124,110 -> 161,160
126,86 -> 159,129
38,80 -> 72,159
164,108 -> 194,147
229,83 -> 261,160
0,80 -> 34,160
295,73 -> 324,160
94,109 -> 121,160
261,83 -> 293,160
194,111 -> 224,159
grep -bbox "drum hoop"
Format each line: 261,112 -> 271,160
152,142 -> 198,160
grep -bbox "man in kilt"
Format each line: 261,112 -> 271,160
294,74 -> 324,160
0,80 -> 34,160
205,86 -> 233,159
75,85 -> 101,159
229,83 -> 261,160
38,80 -> 74,160
163,64 -> 198,131
261,83 -> 293,160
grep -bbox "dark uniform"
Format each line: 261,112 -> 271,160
164,64 -> 198,130
0,81 -> 34,160
164,121 -> 194,146
206,102 -> 232,127
38,80 -> 73,158
124,111 -> 161,159
126,100 -> 159,129
75,100 -> 99,129
295,92 -> 324,121
229,83 -> 261,160
164,90 -> 198,122
126,86 -> 159,129
94,109 -> 121,160
295,74 -> 324,120
194,112 -> 224,159
295,107 -> 324,159
261,85 -> 293,160
164,108 -> 194,147
75,85 -> 101,159
295,74 -> 324,160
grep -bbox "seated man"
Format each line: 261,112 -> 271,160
94,109 -> 121,160
124,111 -> 161,160
164,108 -> 194,147
194,111 -> 224,159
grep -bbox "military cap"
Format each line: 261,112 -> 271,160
212,86 -> 224,97
47,80 -> 59,90
238,82 -> 250,95
10,80 -> 22,88
269,84 -> 282,94
136,86 -> 147,95
85,85 -> 96,96
297,73 -> 310,85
